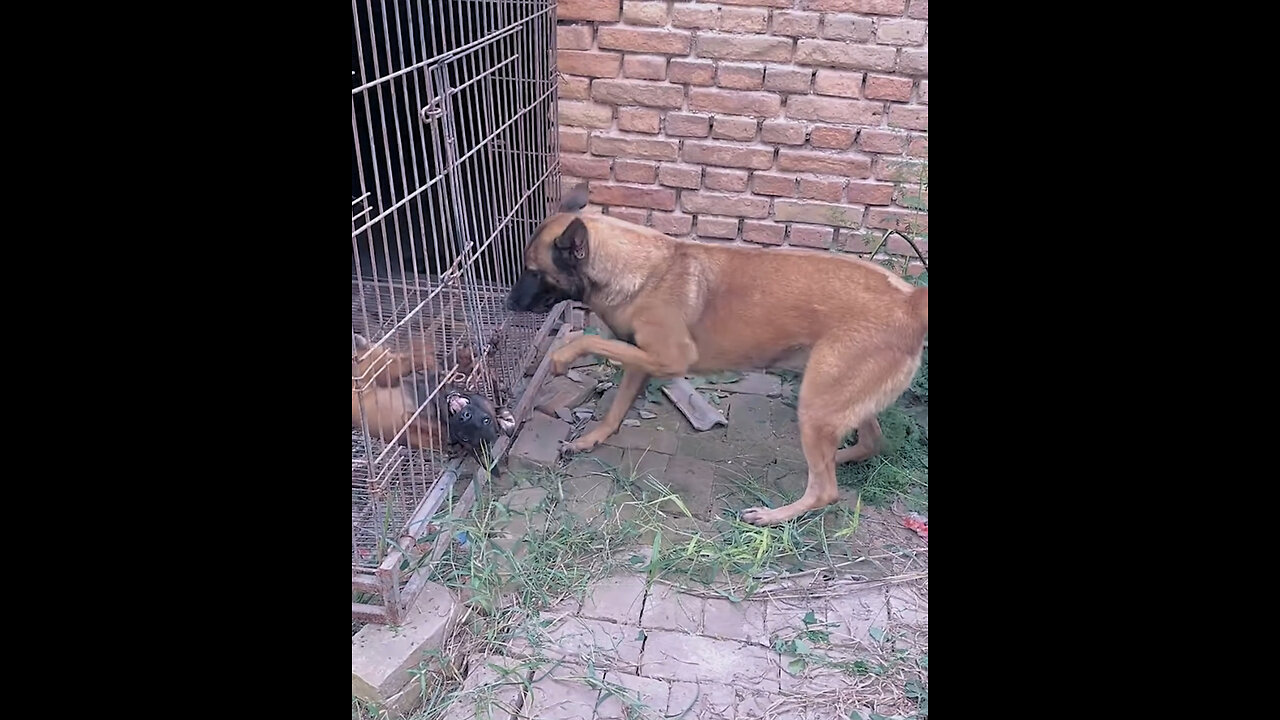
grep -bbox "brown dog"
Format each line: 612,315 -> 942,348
351,333 -> 515,458
506,185 -> 928,526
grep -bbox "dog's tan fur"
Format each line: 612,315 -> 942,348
511,185 -> 928,526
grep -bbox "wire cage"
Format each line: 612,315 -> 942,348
352,0 -> 561,625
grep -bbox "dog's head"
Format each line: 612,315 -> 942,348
506,184 -> 591,313
445,391 -> 516,452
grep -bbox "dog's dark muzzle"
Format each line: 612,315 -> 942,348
506,270 -> 566,313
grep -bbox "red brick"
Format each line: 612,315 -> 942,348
560,127 -> 590,152
561,173 -> 584,188
592,79 -> 684,108
810,125 -> 856,150
598,28 -> 692,55
717,0 -> 790,7
622,0 -> 669,25
788,224 -> 835,248
712,115 -> 758,141
787,96 -> 882,125
618,107 -> 661,134
671,5 -> 719,29
778,149 -> 871,177
560,155 -> 613,179
591,135 -> 680,161
857,130 -> 906,154
615,159 -> 658,183
888,105 -> 928,131
683,141 -> 774,169
717,63 -> 765,90
838,229 -> 876,254
761,120 -> 806,145
800,0 -> 905,13
589,183 -> 677,211
704,168 -> 749,191
651,211 -> 693,235
742,220 -> 786,245
690,88 -> 782,116
559,0 -> 621,22
559,50 -> 622,78
683,190 -> 771,218
866,207 -> 928,234
813,69 -> 863,98
753,172 -> 797,197
773,11 -> 820,37
799,176 -> 845,202
623,55 -> 667,80
865,75 -> 913,101
774,200 -> 863,228
895,183 -> 927,211
720,7 -> 769,32
906,134 -> 928,157
668,59 -> 716,86
822,14 -> 874,42
918,80 -> 928,104
696,215 -> 740,239
846,181 -> 894,205
763,66 -> 812,93
795,40 -> 896,71
557,25 -> 594,51
658,164 -> 702,189
874,157 -> 927,182
559,100 -> 614,128
666,113 -> 711,137
908,0 -> 928,19
559,74 -> 591,100
697,34 -> 793,63
898,50 -> 928,77
607,206 -> 650,225
877,19 -> 927,46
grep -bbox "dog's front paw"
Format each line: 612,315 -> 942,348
559,435 -> 601,455
548,348 -> 575,376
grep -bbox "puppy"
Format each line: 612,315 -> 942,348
351,333 -> 514,462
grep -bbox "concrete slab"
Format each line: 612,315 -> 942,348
508,412 -> 573,474
352,582 -> 459,704
640,630 -> 781,691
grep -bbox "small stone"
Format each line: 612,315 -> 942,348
575,409 -> 595,421
622,418 -> 642,427
565,369 -> 588,383
556,407 -> 575,423
599,381 -> 614,391
638,410 -> 657,419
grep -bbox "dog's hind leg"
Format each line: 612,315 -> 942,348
835,417 -> 883,464
742,339 -> 917,527
563,367 -> 649,453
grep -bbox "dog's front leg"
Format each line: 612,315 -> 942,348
563,366 -> 649,454
549,336 -> 688,377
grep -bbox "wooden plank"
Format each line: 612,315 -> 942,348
351,602 -> 390,624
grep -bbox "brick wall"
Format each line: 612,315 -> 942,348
555,0 -> 928,262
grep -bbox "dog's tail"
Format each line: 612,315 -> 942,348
909,286 -> 928,329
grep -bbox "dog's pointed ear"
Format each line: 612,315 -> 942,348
554,218 -> 588,261
447,392 -> 469,415
559,182 -> 589,213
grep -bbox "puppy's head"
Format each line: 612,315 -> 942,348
506,184 -> 591,313
445,391 -> 515,451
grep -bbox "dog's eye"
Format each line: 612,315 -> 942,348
483,417 -> 490,425
462,411 -> 471,421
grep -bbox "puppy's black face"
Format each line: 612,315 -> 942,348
446,392 -> 500,450
506,217 -> 590,313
